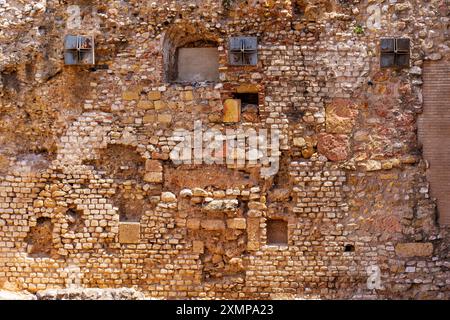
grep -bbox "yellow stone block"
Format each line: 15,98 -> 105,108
44,198 -> 56,208
158,114 -> 172,123
122,90 -> 139,101
186,218 -> 201,230
147,91 -> 161,101
154,100 -> 167,110
181,91 -> 194,101
247,241 -> 259,251
119,222 -> 140,244
143,172 -> 163,183
143,114 -> 156,124
223,99 -> 241,123
236,84 -> 260,93
395,243 -> 433,258
192,240 -> 204,254
137,100 -> 154,110
227,218 -> 247,229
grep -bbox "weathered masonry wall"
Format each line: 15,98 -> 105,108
0,0 -> 449,299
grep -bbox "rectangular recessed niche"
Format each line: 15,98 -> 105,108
232,92 -> 260,123
266,219 -> 288,245
177,47 -> 219,82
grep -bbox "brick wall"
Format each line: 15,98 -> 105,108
419,61 -> 450,225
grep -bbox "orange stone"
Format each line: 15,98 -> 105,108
223,99 -> 241,123
236,84 -> 260,93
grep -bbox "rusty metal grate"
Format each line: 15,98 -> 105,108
380,38 -> 410,68
64,35 -> 95,65
229,36 -> 258,66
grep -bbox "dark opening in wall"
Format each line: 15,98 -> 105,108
266,219 -> 288,245
1,70 -> 20,93
114,188 -> 150,222
292,0 -> 306,18
66,207 -> 84,232
25,217 -> 53,257
232,92 -> 260,123
344,244 -> 355,252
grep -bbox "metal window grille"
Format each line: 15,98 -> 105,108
64,35 -> 95,65
380,38 -> 410,68
229,36 -> 258,66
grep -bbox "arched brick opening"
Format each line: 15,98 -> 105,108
162,23 -> 220,83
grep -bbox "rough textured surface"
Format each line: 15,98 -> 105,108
0,0 -> 449,300
0,290 -> 36,300
36,288 -> 147,300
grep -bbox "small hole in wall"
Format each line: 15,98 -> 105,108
344,244 -> 355,252
66,207 -> 84,232
25,217 -> 53,257
292,1 -> 305,18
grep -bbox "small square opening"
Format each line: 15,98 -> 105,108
232,92 -> 259,123
266,219 -> 288,245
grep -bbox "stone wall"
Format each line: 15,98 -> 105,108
0,0 -> 449,299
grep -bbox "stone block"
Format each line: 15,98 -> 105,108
143,172 -> 163,183
181,91 -> 194,101
143,114 -> 156,124
201,219 -> 225,231
186,218 -> 200,230
137,100 -> 153,110
223,99 -> 241,123
145,160 -> 162,172
158,114 -> 172,124
247,241 -> 259,251
246,217 -> 260,250
236,84 -> 260,93
122,90 -> 139,101
325,99 -> 358,134
192,240 -> 204,254
362,160 -> 382,172
119,222 -> 140,244
395,243 -> 433,258
147,91 -> 161,101
192,188 -> 208,197
154,100 -> 167,110
293,137 -> 306,147
227,218 -> 246,229
161,192 -> 176,203
317,133 -> 349,162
